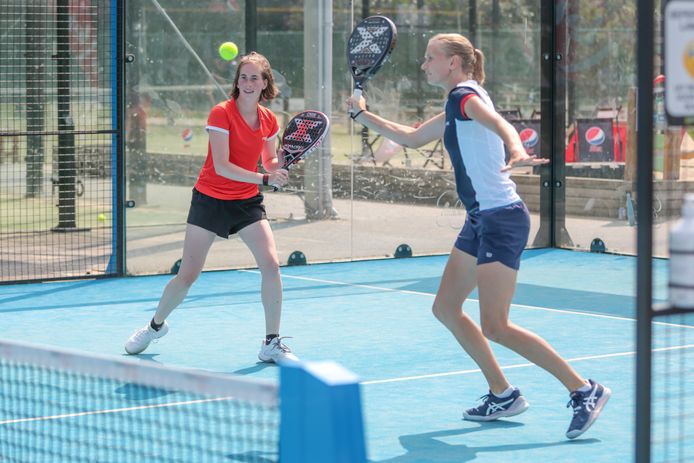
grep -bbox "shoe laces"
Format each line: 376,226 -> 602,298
567,390 -> 596,415
269,336 -> 293,353
567,393 -> 581,414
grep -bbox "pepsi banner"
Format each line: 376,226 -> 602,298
507,120 -> 541,162
576,118 -> 614,162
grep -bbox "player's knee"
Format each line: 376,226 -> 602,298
431,301 -> 454,324
481,320 -> 507,343
258,257 -> 280,276
175,270 -> 200,288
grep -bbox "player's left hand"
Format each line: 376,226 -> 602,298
268,169 -> 289,187
501,151 -> 550,172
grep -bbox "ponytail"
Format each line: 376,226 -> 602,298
472,49 -> 486,85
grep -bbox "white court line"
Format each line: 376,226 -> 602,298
0,396 -> 233,426
362,343 -> 694,385
240,270 -> 694,329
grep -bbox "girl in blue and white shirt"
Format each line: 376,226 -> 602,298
346,33 -> 609,439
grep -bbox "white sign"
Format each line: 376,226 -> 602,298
665,0 -> 694,119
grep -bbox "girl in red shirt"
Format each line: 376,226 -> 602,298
125,52 -> 298,364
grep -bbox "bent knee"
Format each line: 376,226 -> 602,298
432,302 -> 459,324
481,321 -> 509,343
175,271 -> 199,288
258,257 -> 281,275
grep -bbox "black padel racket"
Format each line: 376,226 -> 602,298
347,15 -> 397,111
273,110 -> 330,191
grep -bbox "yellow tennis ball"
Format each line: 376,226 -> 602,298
218,42 -> 238,61
97,213 -> 106,222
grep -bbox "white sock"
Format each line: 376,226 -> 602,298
576,381 -> 592,393
493,386 -> 515,398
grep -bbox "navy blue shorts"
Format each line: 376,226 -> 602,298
186,188 -> 267,239
454,201 -> 530,270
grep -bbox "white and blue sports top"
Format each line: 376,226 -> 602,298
443,80 -> 521,213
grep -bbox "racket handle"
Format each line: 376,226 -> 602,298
349,88 -> 363,114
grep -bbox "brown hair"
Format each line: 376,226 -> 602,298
430,33 -> 486,85
230,51 -> 278,101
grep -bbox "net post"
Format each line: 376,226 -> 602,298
280,361 -> 367,463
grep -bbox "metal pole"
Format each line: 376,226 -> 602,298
360,0 -> 370,160
416,0 -> 424,121
245,0 -> 257,53
25,2 -> 46,198
303,0 -> 334,219
54,0 -> 78,231
533,0 -> 555,247
489,0 -> 500,97
115,0 -> 126,276
468,0 -> 477,45
635,0 -> 655,460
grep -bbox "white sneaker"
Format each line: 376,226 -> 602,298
124,321 -> 169,354
258,337 -> 299,364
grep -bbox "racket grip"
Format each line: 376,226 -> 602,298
349,88 -> 362,114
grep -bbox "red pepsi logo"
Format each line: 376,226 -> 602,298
519,128 -> 539,148
584,127 -> 605,146
181,128 -> 193,142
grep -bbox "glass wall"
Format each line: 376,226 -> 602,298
123,0 -> 544,275
556,0 -> 693,256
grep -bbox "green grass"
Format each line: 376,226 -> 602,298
0,195 -> 109,233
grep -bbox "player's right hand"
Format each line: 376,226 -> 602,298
345,95 -> 366,114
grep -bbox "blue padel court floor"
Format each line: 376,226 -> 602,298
1,248 -> 692,462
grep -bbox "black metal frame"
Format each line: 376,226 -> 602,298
534,0 -> 575,248
534,0 -> 554,247
115,0 -> 126,276
635,0 -> 655,461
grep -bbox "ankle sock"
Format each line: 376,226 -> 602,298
576,382 -> 592,393
493,386 -> 515,398
150,319 -> 164,331
265,334 -> 279,345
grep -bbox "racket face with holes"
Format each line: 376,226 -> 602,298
279,110 -> 330,169
346,15 -> 397,93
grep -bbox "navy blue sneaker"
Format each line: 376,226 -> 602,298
463,387 -> 529,421
566,379 -> 611,439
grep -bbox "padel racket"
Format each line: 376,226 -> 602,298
347,15 -> 397,111
273,110 -> 330,191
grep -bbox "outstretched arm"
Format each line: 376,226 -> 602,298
346,95 -> 444,148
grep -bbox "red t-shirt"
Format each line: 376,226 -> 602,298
195,99 -> 280,200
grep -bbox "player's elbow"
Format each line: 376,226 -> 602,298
402,136 -> 424,149
212,162 -> 225,176
211,158 -> 233,178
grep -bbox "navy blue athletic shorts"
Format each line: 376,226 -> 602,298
454,201 -> 530,270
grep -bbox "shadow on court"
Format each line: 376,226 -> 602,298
226,450 -> 277,462
230,362 -> 276,375
372,422 -> 601,462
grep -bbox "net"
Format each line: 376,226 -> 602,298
0,340 -> 279,463
651,312 -> 694,463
